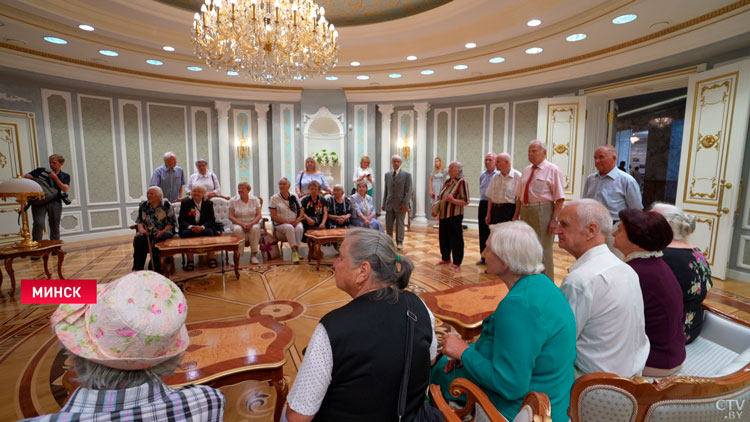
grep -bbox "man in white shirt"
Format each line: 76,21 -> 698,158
485,153 -> 521,226
556,199 -> 649,378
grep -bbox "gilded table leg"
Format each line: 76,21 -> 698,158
272,369 -> 288,422
233,247 -> 240,279
56,248 -> 65,279
5,257 -> 16,297
42,252 -> 52,279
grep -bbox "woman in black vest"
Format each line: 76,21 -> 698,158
285,228 -> 437,421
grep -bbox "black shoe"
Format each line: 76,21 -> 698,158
462,225 -> 468,230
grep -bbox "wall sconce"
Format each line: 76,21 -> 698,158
236,137 -> 251,160
629,135 -> 639,144
398,138 -> 411,160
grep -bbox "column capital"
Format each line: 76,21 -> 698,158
214,100 -> 231,118
413,102 -> 431,116
377,104 -> 394,117
254,103 -> 270,116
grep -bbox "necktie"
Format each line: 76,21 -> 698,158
393,170 -> 397,180
523,166 -> 538,204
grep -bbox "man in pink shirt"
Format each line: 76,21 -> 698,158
512,140 -> 565,280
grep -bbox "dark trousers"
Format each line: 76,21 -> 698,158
31,201 -> 62,241
439,215 -> 464,265
478,200 -> 489,255
490,203 -> 516,224
132,231 -> 173,271
180,227 -> 218,238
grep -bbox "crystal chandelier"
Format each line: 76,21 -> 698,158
192,0 -> 339,84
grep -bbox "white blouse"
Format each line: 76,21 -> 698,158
269,193 -> 299,222
229,194 -> 261,224
352,167 -> 374,191
186,171 -> 221,196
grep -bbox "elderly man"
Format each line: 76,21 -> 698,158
150,151 -> 185,202
476,152 -> 498,265
583,145 -> 643,222
485,153 -> 520,226
382,155 -> 412,250
512,140 -> 565,280
556,199 -> 649,377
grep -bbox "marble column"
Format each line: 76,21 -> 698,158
254,103 -> 270,211
377,104 -> 394,208
214,100 -> 231,196
413,102 -> 431,223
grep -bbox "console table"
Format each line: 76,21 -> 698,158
0,240 -> 65,297
156,236 -> 243,279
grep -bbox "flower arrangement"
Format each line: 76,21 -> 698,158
312,149 -> 339,167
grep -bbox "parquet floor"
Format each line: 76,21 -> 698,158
0,226 -> 748,421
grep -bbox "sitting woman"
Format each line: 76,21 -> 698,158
300,180 -> 328,239
651,203 -> 713,343
296,156 -> 332,197
432,221 -> 576,422
285,228 -> 437,421
29,271 -> 224,421
350,181 -> 383,232
326,184 -> 352,229
270,177 -> 305,264
186,158 -> 221,199
230,182 -> 262,264
132,186 -> 176,273
614,209 -> 686,376
178,185 -> 219,270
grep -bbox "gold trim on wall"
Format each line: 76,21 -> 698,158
0,109 -> 39,169
545,103 -> 579,195
581,66 -> 702,95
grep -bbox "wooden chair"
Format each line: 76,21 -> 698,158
429,378 -> 551,422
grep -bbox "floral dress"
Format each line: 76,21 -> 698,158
136,200 -> 176,233
662,247 -> 713,343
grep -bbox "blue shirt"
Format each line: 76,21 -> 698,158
479,169 -> 498,201
150,165 -> 185,202
582,168 -> 643,219
296,172 -> 330,196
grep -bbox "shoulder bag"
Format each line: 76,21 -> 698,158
28,175 -> 60,207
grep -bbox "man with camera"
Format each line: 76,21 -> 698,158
24,154 -> 71,242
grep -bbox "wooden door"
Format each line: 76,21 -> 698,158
537,97 -> 587,200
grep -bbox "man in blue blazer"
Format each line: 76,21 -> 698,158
382,155 -> 412,250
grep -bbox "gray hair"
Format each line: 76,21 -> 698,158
488,221 -> 544,275
71,353 -> 182,390
391,154 -> 403,162
344,228 -> 414,294
651,202 -> 696,241
356,181 -> 369,189
163,151 -> 176,161
147,185 -> 164,201
568,199 -> 613,236
449,161 -> 464,179
497,152 -> 511,164
307,180 -> 321,190
191,184 -> 207,193
595,145 -> 618,158
529,140 -> 547,152
279,177 -> 290,185
195,158 -> 208,166
333,184 -> 345,193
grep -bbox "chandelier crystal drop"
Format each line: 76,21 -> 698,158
192,0 -> 339,84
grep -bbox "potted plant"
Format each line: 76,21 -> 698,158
312,149 -> 339,167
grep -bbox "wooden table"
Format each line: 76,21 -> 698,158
0,240 -> 64,297
156,236 -> 243,279
305,228 -> 348,270
420,279 -> 508,340
162,316 -> 294,422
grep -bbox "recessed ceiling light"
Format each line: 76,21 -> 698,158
350,61 -> 360,66
525,47 -> 543,54
527,19 -> 542,27
612,14 -> 637,24
453,64 -> 468,70
43,36 -> 67,45
489,57 -> 505,63
356,75 -> 370,80
146,59 -> 163,66
389,73 -> 402,78
326,75 -> 338,81
78,24 -> 94,31
187,66 -> 202,71
566,33 -> 587,42
407,55 -> 418,61
227,71 -> 239,76
98,49 -> 118,57
163,46 -> 175,52
465,42 -> 477,49
421,69 -> 435,75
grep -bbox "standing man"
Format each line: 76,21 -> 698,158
485,153 -> 521,226
512,140 -> 565,280
150,151 -> 185,202
24,154 -> 70,241
476,152 -> 498,265
556,199 -> 649,377
583,145 -> 643,222
382,155 -> 412,250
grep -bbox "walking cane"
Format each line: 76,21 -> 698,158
145,230 -> 157,273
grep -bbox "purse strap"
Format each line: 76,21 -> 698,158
398,293 -> 418,421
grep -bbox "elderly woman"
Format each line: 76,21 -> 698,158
432,161 -> 469,269
301,180 -> 328,239
352,155 -> 374,196
432,221 -> 576,422
186,158 -> 221,199
614,209 -> 686,376
296,156 -> 332,197
230,182 -> 262,264
178,185 -> 219,270
133,186 -> 175,273
285,228 -> 437,421
351,181 -> 383,232
29,271 -> 224,421
326,184 -> 352,229
270,177 -> 305,264
651,203 -> 713,343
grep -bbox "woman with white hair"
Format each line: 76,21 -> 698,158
326,184 -> 352,228
28,271 -> 225,421
132,186 -> 176,273
230,182 -> 262,264
351,181 -> 383,232
270,177 -> 305,263
432,221 -> 576,422
432,161 -> 469,270
186,158 -> 221,199
651,203 -> 713,343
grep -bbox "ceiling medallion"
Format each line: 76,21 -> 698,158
192,0 -> 339,84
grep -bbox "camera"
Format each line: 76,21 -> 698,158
60,192 -> 72,205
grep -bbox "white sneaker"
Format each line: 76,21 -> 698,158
292,251 -> 300,263
251,254 -> 259,264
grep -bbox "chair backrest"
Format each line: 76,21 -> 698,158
210,197 -> 234,233
171,201 -> 181,221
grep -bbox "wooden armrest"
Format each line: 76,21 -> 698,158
521,391 -> 551,422
429,378 -> 508,422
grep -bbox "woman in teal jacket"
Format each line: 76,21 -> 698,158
431,221 -> 576,422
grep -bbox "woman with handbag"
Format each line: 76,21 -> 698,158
431,161 -> 469,270
285,228 -> 438,421
270,177 -> 305,264
326,184 -> 352,229
296,157 -> 332,198
186,158 -> 222,199
429,157 -> 446,229
351,181 -> 383,232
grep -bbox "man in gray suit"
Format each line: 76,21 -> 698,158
382,155 -> 412,250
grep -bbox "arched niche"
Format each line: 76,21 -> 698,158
303,107 -> 345,186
